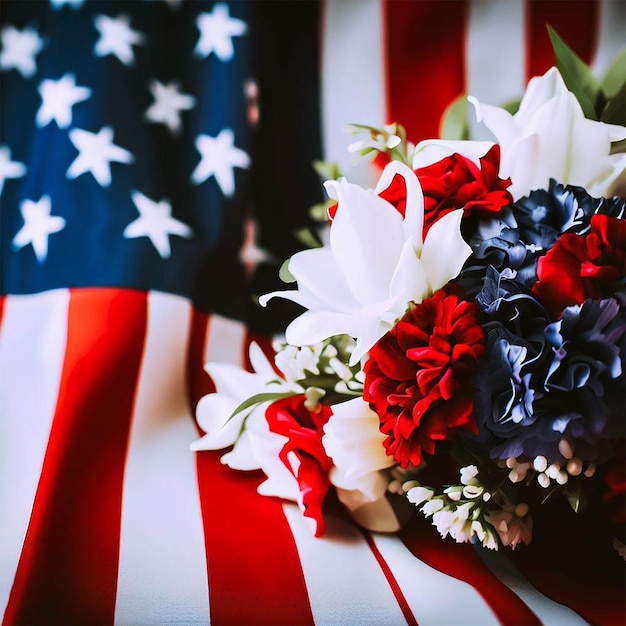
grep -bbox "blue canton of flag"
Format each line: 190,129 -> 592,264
1,0 -> 254,319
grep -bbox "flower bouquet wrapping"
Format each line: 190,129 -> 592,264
192,41 -> 626,558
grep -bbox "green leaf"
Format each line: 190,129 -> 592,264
601,81 -> 626,126
440,94 -> 469,140
229,391 -> 297,422
610,138 -> 626,155
601,47 -> 626,98
501,98 -> 521,116
548,25 -> 601,120
294,227 -> 322,250
313,160 -> 342,181
565,487 -> 587,513
279,259 -> 296,283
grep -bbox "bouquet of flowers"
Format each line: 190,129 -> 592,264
192,39 -> 626,554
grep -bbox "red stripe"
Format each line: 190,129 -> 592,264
361,530 -> 418,626
399,516 -> 541,626
525,0 -> 600,82
0,296 -> 5,330
384,0 -> 468,143
509,508 -> 626,626
187,315 -> 314,625
3,289 -> 147,626
196,452 -> 315,625
186,309 -> 214,414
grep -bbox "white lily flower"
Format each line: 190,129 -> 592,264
260,161 -> 471,365
191,343 -> 301,501
412,67 -> 626,200
322,398 -> 395,507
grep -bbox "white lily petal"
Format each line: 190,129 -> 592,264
389,239 -> 430,309
258,288 -> 316,310
324,398 -> 394,489
348,319 -> 391,366
420,209 -> 472,291
285,310 -> 359,348
412,139 -> 493,169
327,178 -> 405,304
220,430 -> 260,471
502,134 -> 540,198
248,341 -> 277,381
470,96 -> 519,149
205,362 -> 263,400
376,160 -> 425,250
515,67 -> 563,125
288,247 -> 360,313
194,394 -> 244,448
471,66 -> 626,198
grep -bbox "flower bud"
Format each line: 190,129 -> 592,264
558,438 -> 574,460
533,456 -> 547,472
566,457 -> 583,477
537,473 -> 550,488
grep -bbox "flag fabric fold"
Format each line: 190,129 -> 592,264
1,1 -> 623,624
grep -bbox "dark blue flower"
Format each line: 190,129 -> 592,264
457,180 -> 626,297
475,297 -> 625,464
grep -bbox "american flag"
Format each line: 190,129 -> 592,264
0,1 -> 624,624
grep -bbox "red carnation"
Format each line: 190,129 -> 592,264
329,146 -> 512,230
265,395 -> 333,536
414,144 -> 512,237
533,214 -> 626,317
363,290 -> 486,468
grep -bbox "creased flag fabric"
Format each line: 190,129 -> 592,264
1,1 -> 624,625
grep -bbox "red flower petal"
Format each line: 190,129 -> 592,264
364,290 -> 485,468
265,396 -> 333,536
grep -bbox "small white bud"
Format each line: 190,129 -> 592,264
566,457 -> 583,477
533,455 -> 548,472
506,457 -> 517,469
538,473 -> 550,488
545,463 -> 561,480
462,484 -> 484,499
407,486 -> 434,506
556,470 -> 569,485
421,499 -> 444,515
508,469 -> 523,483
482,491 -> 492,502
558,438 -> 574,460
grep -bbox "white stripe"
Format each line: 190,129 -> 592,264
466,0 -> 525,140
0,290 -> 70,617
204,313 -> 246,366
593,0 -> 626,76
321,0 -> 386,188
114,292 -> 210,626
283,504 -> 407,626
371,534 -> 499,626
476,547 -> 588,625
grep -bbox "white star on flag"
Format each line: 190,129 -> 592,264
0,145 -> 27,196
94,14 -> 145,66
66,126 -> 134,187
36,73 -> 91,129
12,195 -> 66,262
194,3 -> 247,62
145,80 -> 196,134
124,191 -> 193,258
0,25 -> 44,78
191,129 -> 250,197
